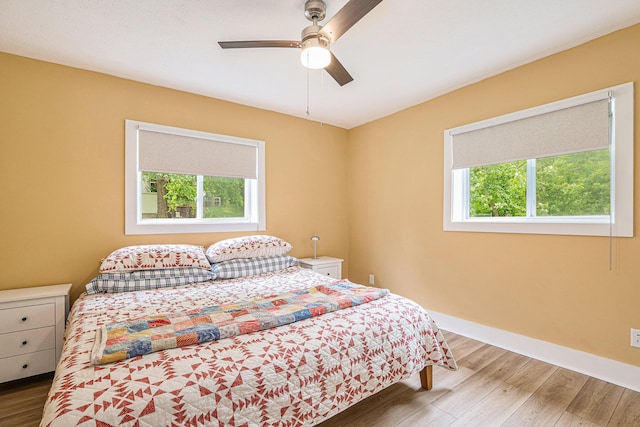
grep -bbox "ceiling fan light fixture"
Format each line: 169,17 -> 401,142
300,37 -> 331,69
219,0 -> 383,85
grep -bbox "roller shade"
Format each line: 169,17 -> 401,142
138,129 -> 258,179
451,99 -> 610,170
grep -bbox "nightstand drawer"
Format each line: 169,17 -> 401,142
299,256 -> 343,280
0,349 -> 57,383
315,265 -> 340,279
0,284 -> 71,383
0,326 -> 56,358
0,303 -> 55,334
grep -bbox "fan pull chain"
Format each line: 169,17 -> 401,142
319,68 -> 324,126
306,61 -> 310,116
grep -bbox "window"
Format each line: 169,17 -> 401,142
444,82 -> 633,236
125,120 -> 265,234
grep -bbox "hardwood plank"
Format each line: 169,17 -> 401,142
403,365 -> 478,403
0,412 -> 42,427
432,350 -> 530,418
566,377 -> 624,425
607,388 -> 640,426
505,358 -> 558,393
502,368 -> 589,426
456,343 -> 507,371
450,383 -> 532,426
430,370 -> 502,418
429,365 -> 478,392
344,387 -> 438,426
317,380 -> 407,426
441,331 -> 486,360
0,373 -> 53,427
0,389 -> 51,412
554,411 -> 601,427
321,381 -> 429,427
395,403 -> 456,427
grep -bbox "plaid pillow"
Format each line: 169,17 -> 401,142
213,255 -> 298,279
86,267 -> 216,294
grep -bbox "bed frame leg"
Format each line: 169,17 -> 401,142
419,365 -> 433,390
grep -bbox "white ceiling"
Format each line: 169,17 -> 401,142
2,0 -> 640,129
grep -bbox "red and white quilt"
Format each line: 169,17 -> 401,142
41,267 -> 456,427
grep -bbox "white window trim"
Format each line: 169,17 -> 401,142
443,82 -> 633,237
125,120 -> 266,235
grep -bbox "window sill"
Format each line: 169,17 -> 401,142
125,221 -> 266,235
444,218 -> 629,237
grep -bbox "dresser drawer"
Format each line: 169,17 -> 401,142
315,265 -> 340,279
0,303 -> 55,334
0,349 -> 56,382
0,326 -> 56,358
0,284 -> 71,383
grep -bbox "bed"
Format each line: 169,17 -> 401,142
41,240 -> 456,427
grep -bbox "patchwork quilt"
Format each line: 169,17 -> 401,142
41,267 -> 456,427
92,281 -> 389,364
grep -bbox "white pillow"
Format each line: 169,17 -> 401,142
206,235 -> 292,263
99,244 -> 211,273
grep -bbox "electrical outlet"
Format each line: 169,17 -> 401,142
369,274 -> 375,285
631,328 -> 640,348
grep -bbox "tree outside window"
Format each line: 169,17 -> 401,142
142,173 -> 245,219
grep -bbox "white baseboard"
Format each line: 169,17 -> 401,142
428,310 -> 640,392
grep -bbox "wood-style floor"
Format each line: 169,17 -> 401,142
1,331 -> 638,426
0,372 -> 54,427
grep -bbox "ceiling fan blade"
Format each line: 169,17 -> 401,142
218,40 -> 301,49
319,0 -> 383,43
325,53 -> 353,86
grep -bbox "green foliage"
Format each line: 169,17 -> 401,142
141,172 -> 245,218
203,176 -> 244,218
142,172 -> 196,216
468,149 -> 610,218
536,150 -> 609,216
470,161 -> 527,217
205,205 -> 245,218
163,174 -> 197,212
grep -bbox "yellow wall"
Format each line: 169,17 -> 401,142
0,53 -> 349,302
347,24 -> 640,366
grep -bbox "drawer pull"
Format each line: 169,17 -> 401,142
22,364 -> 28,369
21,316 -> 28,322
22,340 -> 28,346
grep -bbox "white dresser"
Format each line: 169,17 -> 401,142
0,283 -> 71,383
298,256 -> 343,279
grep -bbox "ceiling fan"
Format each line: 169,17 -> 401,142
218,0 -> 383,86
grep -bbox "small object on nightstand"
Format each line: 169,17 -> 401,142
299,256 -> 343,279
310,235 -> 320,259
0,283 -> 72,383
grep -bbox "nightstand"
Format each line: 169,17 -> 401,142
0,283 -> 71,383
298,256 -> 343,279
